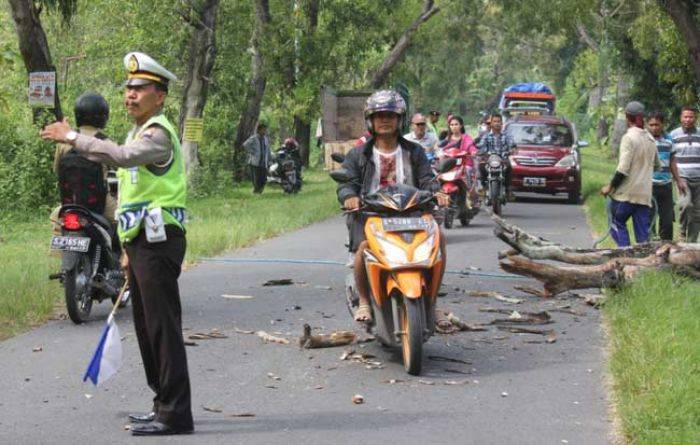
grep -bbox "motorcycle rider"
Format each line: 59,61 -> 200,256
477,113 -> 515,195
438,115 -> 478,201
404,113 -> 438,154
337,90 -> 449,323
50,92 -> 116,234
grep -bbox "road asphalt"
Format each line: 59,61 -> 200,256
0,195 -> 612,444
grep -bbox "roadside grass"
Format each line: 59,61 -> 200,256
582,144 -> 700,444
0,169 -> 338,339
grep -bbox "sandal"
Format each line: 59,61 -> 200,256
354,304 -> 373,323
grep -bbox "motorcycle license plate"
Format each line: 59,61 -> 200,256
382,217 -> 431,232
524,177 -> 546,187
50,236 -> 90,252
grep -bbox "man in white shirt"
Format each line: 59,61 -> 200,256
404,113 -> 438,154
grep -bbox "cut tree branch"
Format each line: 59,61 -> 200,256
369,0 -> 440,88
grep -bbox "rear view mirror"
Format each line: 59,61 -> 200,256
331,153 -> 345,164
577,140 -> 589,148
436,157 -> 457,173
330,168 -> 351,183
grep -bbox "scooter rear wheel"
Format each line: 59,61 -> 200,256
64,254 -> 93,324
400,298 -> 423,375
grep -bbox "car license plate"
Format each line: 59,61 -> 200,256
382,217 -> 430,232
50,236 -> 90,252
524,177 -> 546,187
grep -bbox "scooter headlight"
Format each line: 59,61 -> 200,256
488,155 -> 502,168
413,234 -> 435,263
440,170 -> 459,182
555,154 -> 576,168
376,236 -> 409,265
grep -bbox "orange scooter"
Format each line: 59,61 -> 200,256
331,162 -> 453,375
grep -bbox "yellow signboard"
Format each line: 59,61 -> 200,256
183,118 -> 204,142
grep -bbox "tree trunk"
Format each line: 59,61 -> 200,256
493,215 -> 700,296
232,0 -> 271,180
178,0 -> 220,180
8,0 -> 62,121
658,0 -> 700,86
294,116 -> 311,166
369,0 -> 440,88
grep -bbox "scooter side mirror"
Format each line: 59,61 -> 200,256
330,168 -> 352,183
331,153 -> 346,164
436,157 -> 457,173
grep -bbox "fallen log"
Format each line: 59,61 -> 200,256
492,214 -> 663,265
495,220 -> 700,295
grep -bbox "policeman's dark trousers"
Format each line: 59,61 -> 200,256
609,199 -> 652,247
124,226 -> 193,431
250,165 -> 267,193
652,182 -> 674,241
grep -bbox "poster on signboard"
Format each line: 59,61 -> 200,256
183,117 -> 204,142
28,71 -> 56,108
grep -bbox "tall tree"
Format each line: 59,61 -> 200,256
178,0 -> 220,179
232,0 -> 271,177
657,0 -> 700,87
7,0 -> 74,121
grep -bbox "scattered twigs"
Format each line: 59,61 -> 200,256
498,326 -> 557,343
298,324 -> 357,349
436,310 -> 487,334
480,309 -> 552,325
256,331 -> 290,345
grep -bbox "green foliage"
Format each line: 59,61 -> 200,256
605,271 -> 700,444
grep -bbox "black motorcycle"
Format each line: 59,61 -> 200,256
485,154 -> 507,215
49,203 -> 127,324
268,146 -> 302,194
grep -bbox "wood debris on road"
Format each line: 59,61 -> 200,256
298,323 -> 357,349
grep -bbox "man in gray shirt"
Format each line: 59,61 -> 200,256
670,106 -> 699,241
404,113 -> 438,154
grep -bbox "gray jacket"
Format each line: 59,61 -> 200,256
243,133 -> 272,167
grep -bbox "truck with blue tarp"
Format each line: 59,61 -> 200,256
499,83 -> 556,121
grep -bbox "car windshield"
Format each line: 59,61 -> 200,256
507,124 -> 572,147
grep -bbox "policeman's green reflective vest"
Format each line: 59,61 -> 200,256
116,114 -> 187,243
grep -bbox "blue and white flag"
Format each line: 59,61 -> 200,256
83,315 -> 122,386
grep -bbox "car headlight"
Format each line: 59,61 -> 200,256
412,234 -> 435,263
555,155 -> 576,168
376,236 -> 409,264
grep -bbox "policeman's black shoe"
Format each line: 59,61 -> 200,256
130,420 -> 193,436
128,411 -> 156,423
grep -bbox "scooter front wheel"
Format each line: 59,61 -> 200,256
400,297 -> 424,375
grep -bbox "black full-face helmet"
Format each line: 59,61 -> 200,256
364,90 -> 407,133
74,92 -> 109,128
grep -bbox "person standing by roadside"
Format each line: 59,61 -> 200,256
244,122 -> 272,194
404,113 -> 438,153
601,101 -> 660,247
648,111 -> 682,241
41,52 -> 193,436
670,106 -> 699,241
427,110 -> 440,136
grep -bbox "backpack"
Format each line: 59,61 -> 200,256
57,132 -> 109,214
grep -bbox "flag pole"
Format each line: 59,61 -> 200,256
107,281 -> 129,323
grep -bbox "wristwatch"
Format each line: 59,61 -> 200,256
66,130 -> 78,143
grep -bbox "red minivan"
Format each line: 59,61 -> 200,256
505,115 -> 588,204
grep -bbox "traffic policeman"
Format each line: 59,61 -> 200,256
41,52 -> 193,436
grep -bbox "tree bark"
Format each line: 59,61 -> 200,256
178,0 -> 220,180
658,0 -> 700,86
369,0 -> 440,88
8,0 -> 63,121
232,0 -> 271,179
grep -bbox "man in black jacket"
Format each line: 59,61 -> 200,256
338,90 -> 448,323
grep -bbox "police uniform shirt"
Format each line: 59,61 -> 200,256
72,119 -> 172,168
